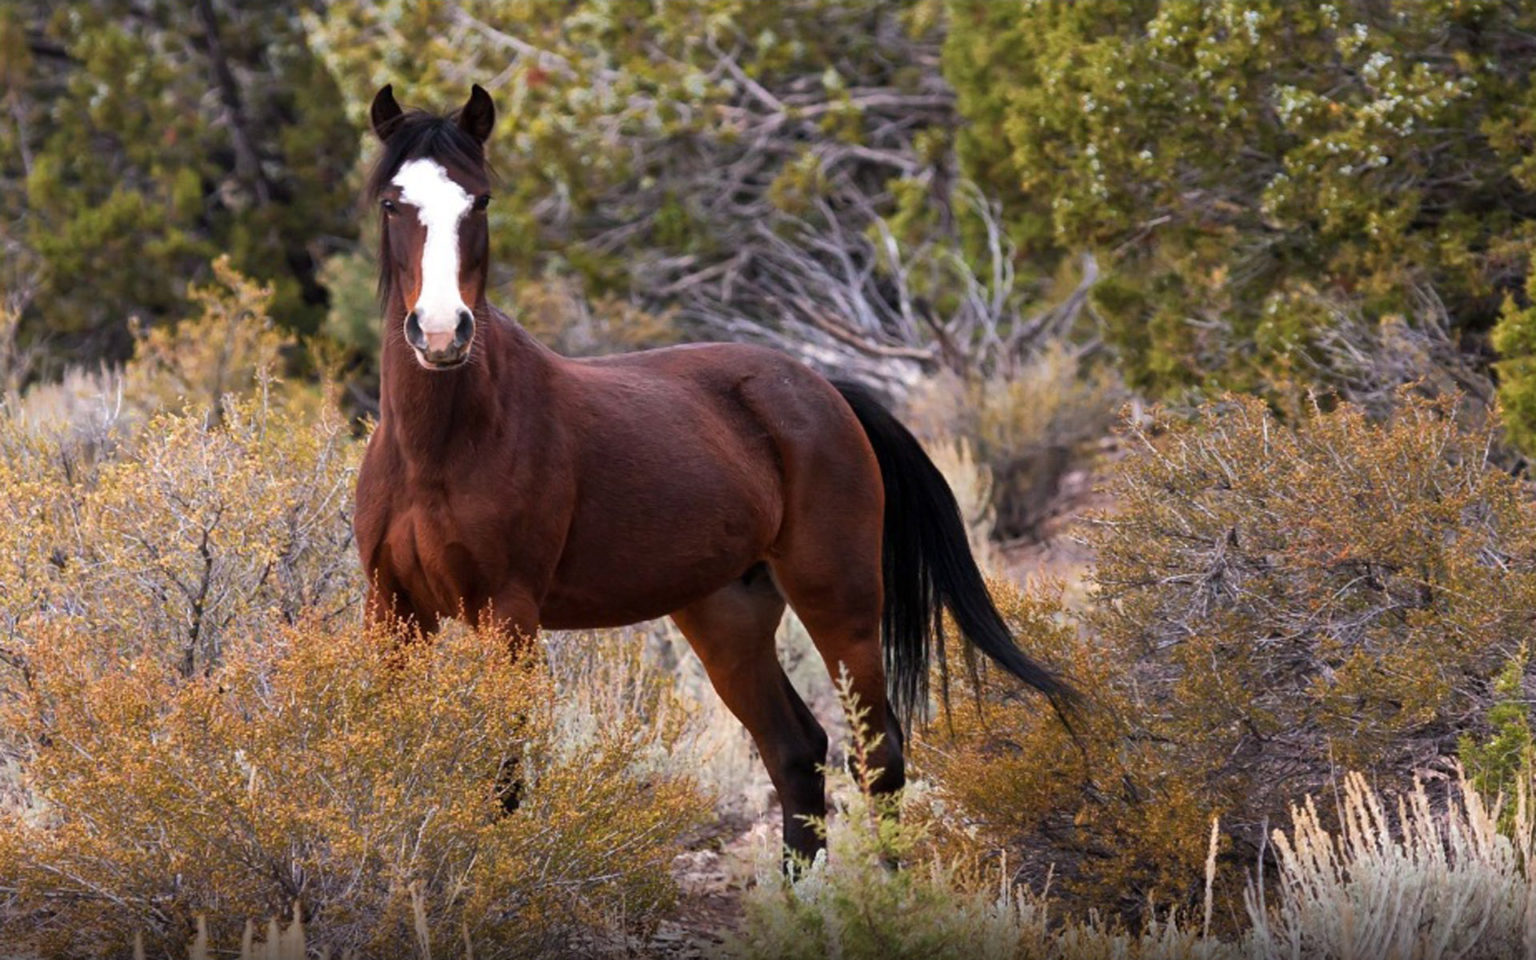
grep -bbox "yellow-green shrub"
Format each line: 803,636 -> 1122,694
0,619 -> 708,958
123,255 -> 322,423
739,679 -> 1225,960
736,682 -> 1034,960
1459,645 -> 1534,818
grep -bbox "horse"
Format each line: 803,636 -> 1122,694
353,84 -> 1077,863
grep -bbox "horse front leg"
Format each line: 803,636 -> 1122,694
469,586 -> 541,654
472,585 -> 542,816
364,569 -> 441,633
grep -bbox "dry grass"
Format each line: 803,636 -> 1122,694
1248,771 -> 1534,959
909,343 -> 1122,543
543,620 -> 772,821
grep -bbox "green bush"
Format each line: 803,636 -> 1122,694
1493,251 -> 1536,455
3,2 -> 356,362
1459,644 -> 1533,819
945,0 -> 1536,400
735,681 -> 1046,960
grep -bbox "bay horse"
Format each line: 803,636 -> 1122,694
354,84 -> 1077,862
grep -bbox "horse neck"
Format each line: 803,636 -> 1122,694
377,299 -> 548,461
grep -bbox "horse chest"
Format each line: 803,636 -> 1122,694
381,508 -> 492,614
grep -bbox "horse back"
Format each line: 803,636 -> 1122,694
535,342 -> 875,626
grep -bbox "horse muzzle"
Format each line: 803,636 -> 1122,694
405,309 -> 475,368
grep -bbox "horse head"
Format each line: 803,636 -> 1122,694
367,84 -> 496,370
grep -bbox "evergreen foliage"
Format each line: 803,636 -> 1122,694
945,0 -> 1536,405
1,1 -> 357,367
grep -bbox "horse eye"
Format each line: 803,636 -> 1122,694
473,194 -> 491,211
381,198 -> 398,214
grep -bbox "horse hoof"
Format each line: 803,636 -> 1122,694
499,778 -> 524,814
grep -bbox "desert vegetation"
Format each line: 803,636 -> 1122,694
7,0 -> 1536,957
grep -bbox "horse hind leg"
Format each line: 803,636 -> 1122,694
671,567 -> 829,865
769,540 -> 906,804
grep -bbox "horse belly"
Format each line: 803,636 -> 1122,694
537,472 -> 778,629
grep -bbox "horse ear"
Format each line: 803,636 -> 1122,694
458,84 -> 495,144
370,84 -> 404,141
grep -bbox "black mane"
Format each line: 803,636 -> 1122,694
366,111 -> 491,306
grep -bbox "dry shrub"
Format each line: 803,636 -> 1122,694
2,363 -> 124,443
0,393 -> 361,676
0,257 -> 355,679
4,258 -> 307,444
926,436 -> 1000,573
513,276 -> 678,357
919,391 -> 1536,923
0,299 -> 33,396
0,618 -> 709,958
122,255 -> 321,423
545,625 -> 691,765
916,580 -> 1216,918
1092,391 -> 1536,820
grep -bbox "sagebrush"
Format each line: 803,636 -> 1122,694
920,391 -> 1536,920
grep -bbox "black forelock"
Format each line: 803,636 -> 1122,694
365,110 -> 488,201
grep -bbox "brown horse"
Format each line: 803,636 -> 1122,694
354,84 -> 1076,862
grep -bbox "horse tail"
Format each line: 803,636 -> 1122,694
833,381 -> 1080,733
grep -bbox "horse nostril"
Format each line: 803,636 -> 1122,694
454,310 -> 475,347
404,311 -> 426,350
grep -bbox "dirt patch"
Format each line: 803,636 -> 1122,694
646,815 -> 778,958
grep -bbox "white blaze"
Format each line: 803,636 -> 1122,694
391,158 -> 473,334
